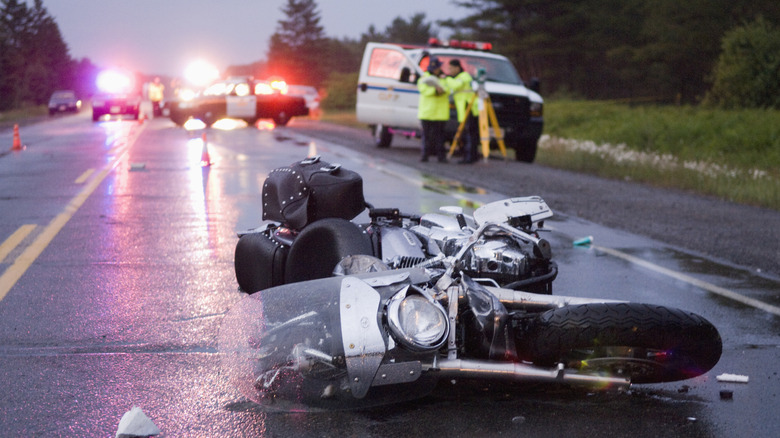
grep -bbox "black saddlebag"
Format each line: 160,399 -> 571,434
262,156 -> 365,229
234,230 -> 290,293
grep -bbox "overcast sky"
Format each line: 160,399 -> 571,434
42,0 -> 470,77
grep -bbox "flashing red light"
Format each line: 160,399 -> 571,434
428,39 -> 492,51
270,79 -> 288,94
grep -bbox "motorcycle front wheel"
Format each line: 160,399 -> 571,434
519,303 -> 722,384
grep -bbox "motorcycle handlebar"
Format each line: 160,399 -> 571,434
368,207 -> 421,222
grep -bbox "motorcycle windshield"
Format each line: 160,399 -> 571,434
219,271 -> 439,411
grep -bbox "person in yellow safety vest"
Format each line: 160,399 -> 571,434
148,77 -> 165,116
417,57 -> 450,162
446,59 -> 479,164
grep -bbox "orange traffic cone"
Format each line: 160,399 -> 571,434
138,111 -> 145,124
12,124 -> 23,151
200,132 -> 211,167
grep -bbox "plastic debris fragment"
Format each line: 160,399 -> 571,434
116,406 -> 160,438
573,235 -> 593,246
716,373 -> 749,383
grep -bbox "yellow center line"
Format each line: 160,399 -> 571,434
0,225 -> 37,263
594,245 -> 780,317
0,124 -> 143,302
75,168 -> 95,184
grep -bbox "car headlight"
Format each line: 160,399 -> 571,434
530,102 -> 543,117
387,293 -> 448,352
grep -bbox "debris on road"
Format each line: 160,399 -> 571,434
573,235 -> 593,246
716,373 -> 749,383
116,406 -> 160,438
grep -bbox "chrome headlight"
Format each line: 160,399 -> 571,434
387,293 -> 448,352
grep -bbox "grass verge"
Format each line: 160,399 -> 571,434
540,100 -> 779,210
0,105 -> 48,131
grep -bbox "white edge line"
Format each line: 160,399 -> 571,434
593,245 -> 780,317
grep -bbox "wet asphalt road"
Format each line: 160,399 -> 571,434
0,113 -> 778,437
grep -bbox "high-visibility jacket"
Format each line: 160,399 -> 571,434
446,71 -> 478,122
417,72 -> 450,121
148,82 -> 164,101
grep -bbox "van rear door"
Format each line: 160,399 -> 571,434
356,43 -> 421,129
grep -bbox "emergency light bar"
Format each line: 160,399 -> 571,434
428,38 -> 493,51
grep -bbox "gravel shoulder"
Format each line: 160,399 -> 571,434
288,119 -> 780,279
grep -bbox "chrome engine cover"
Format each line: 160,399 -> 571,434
466,238 -> 530,278
380,226 -> 426,266
410,221 -> 531,280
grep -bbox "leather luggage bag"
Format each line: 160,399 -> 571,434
262,156 -> 365,229
234,231 -> 289,293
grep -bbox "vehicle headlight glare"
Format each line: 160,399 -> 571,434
388,295 -> 448,351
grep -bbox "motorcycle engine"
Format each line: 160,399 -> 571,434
410,214 -> 532,283
463,237 -> 530,282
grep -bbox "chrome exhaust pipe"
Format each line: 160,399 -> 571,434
433,358 -> 631,389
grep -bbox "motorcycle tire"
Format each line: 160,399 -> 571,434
519,303 -> 722,384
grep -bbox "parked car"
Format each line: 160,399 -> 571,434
48,90 -> 81,115
91,92 -> 141,121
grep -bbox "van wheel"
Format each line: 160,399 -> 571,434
373,124 -> 392,148
514,139 -> 538,163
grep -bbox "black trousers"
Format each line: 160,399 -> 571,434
421,120 -> 447,161
461,113 -> 480,162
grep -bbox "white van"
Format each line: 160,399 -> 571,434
356,40 -> 544,162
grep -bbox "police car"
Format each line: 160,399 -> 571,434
92,69 -> 141,121
356,39 -> 543,162
168,77 -> 308,127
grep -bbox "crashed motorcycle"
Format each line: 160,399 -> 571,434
220,252 -> 723,411
223,157 -> 721,410
234,156 -> 557,294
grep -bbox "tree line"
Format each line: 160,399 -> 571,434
0,0 -> 100,111
440,0 -> 780,106
2,0 -> 778,112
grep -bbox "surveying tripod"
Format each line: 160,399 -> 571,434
448,68 -> 507,162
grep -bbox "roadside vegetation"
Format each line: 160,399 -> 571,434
538,101 -> 779,210
0,105 -> 48,131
